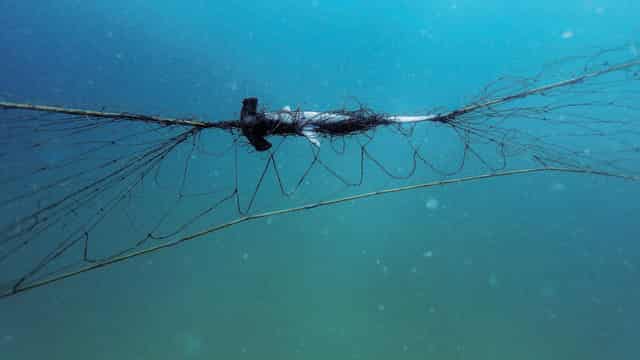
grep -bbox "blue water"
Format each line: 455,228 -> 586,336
1,1 -> 639,359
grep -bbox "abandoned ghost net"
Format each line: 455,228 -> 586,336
1,47 -> 639,299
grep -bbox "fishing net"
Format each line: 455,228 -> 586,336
1,46 -> 639,298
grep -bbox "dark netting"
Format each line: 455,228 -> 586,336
1,46 -> 639,298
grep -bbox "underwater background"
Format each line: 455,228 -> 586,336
1,0 -> 640,359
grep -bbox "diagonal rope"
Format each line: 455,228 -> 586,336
1,166 -> 637,300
